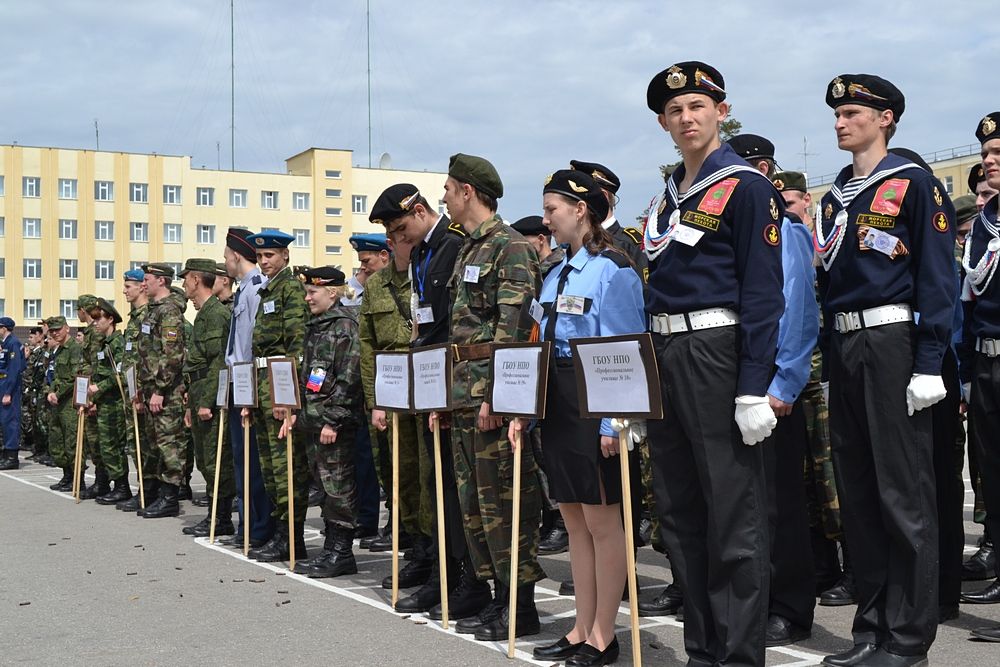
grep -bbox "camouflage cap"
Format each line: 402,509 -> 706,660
771,171 -> 808,193
177,258 -> 218,277
214,261 -> 230,277
45,315 -> 68,329
953,194 -> 978,224
142,263 -> 175,278
77,294 -> 98,310
448,153 -> 503,199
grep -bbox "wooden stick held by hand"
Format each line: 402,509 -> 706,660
432,419 -> 449,628
243,413 -> 251,557
507,430 -> 523,659
391,411 -> 400,608
209,408 -> 227,544
73,407 -> 85,503
286,416 -> 296,571
619,427 -> 642,666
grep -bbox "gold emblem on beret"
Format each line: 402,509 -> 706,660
824,203 -> 833,220
568,179 -> 588,194
978,166 -> 985,178
255,237 -> 264,246
592,169 -> 607,182
933,186 -> 943,207
544,173 -> 553,186
982,116 -> 997,136
773,179 -> 785,190
666,65 -> 687,90
399,191 -> 419,211
831,77 -> 846,99
769,197 -> 780,221
371,218 -> 383,226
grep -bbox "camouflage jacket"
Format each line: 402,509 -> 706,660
78,324 -> 100,376
359,263 -> 412,410
90,331 -> 126,404
252,266 -> 306,362
297,306 -> 361,433
538,245 -> 566,280
137,294 -> 186,396
121,302 -> 148,377
184,295 -> 230,411
449,214 -> 540,409
44,339 -> 83,404
25,346 -> 48,396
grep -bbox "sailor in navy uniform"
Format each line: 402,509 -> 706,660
0,318 -> 25,470
643,60 -> 784,667
815,74 -> 956,667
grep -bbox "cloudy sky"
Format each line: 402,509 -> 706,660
3,0 -> 994,223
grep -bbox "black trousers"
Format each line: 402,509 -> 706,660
970,351 -> 1000,579
763,398 -> 815,629
931,347 -> 964,607
647,327 -> 769,667
421,420 -> 468,564
829,322 -> 937,655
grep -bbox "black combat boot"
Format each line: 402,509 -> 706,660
369,526 -> 412,553
140,483 -> 180,519
96,477 -> 132,505
396,557 -> 444,613
0,449 -> 19,470
82,468 -> 111,500
295,522 -> 357,578
474,582 -> 541,641
382,536 -> 433,589
964,527 -> 996,581
457,580 -> 507,634
49,468 -> 72,491
177,479 -> 193,501
187,497 -> 236,537
429,557 -> 493,621
118,478 -> 158,511
820,542 -> 856,606
248,524 -> 290,562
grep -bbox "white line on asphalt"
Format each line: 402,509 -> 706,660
1,471 -> 76,500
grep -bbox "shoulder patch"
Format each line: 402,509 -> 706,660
763,223 -> 781,247
932,211 -> 950,233
697,178 -> 740,216
621,227 -> 643,245
447,220 -> 467,237
870,178 -> 910,217
599,248 -> 632,269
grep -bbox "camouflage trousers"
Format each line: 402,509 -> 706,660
84,412 -> 102,472
20,394 -> 35,450
255,378 -> 310,523
802,383 -> 842,540
304,426 -> 357,530
27,397 -> 49,453
638,436 -> 665,551
371,412 -> 434,538
142,387 -> 187,486
191,408 -> 235,499
47,399 -> 79,469
94,399 -> 128,480
451,409 -> 544,587
125,405 -> 155,478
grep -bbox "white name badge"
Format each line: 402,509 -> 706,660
463,265 -> 481,283
863,228 -> 899,256
125,342 -> 133,351
263,300 -> 276,314
556,295 -> 586,316
97,352 -> 105,361
668,224 -> 705,247
415,306 -> 435,324
141,324 -> 151,335
528,298 -> 544,324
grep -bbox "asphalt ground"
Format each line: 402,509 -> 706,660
2,454 -> 1000,666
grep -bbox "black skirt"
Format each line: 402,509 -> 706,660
540,359 -> 623,505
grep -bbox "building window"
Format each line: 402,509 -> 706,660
0,175 -> 4,196
325,188 -> 342,198
130,182 -> 148,203
0,217 -> 5,237
196,186 -> 215,207
23,218 -> 41,238
325,224 -> 342,234
23,259 -> 42,279
163,184 -> 182,205
0,259 -> 5,277
22,176 -> 40,198
59,219 -> 78,240
131,222 -> 149,242
325,169 -> 342,178
95,220 -> 114,241
438,199 -> 446,216
60,300 -> 78,319
95,180 -> 114,201
95,260 -> 115,280
942,175 -> 954,195
60,259 -> 78,279
167,262 -> 183,277
23,300 -> 41,320
59,178 -> 78,200
325,245 -> 342,255
197,224 -> 216,244
325,207 -> 342,216
261,226 -> 279,233
229,188 -> 247,208
352,194 -> 367,214
0,299 -> 4,317
261,191 -> 278,209
292,192 -> 310,211
130,261 -> 144,272
293,229 -> 310,247
164,223 -> 182,244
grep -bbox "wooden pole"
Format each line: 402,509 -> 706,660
131,405 -> 145,508
391,411 -> 400,608
286,416 -> 296,570
209,408 -> 227,544
73,407 -> 85,503
432,419 -> 449,628
619,427 -> 642,667
243,413 -> 251,557
507,431 -> 523,659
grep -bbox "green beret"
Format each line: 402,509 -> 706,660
45,315 -> 68,329
142,263 -> 175,278
953,194 -> 978,224
771,171 -> 808,193
448,153 -> 503,199
178,258 -> 218,277
77,294 -> 98,310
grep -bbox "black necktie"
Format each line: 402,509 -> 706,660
543,263 -> 573,344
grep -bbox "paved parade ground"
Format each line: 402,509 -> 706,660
2,455 -> 999,666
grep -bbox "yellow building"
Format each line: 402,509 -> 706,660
0,144 -> 447,325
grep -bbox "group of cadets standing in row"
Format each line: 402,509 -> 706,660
5,58 -> 1000,667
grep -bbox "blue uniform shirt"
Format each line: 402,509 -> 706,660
644,143 -> 785,396
965,195 -> 1000,341
539,247 -> 645,436
767,218 -> 819,404
817,153 -> 957,375
0,333 -> 25,399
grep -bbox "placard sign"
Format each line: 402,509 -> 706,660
231,363 -> 258,407
374,352 -> 411,411
488,342 -> 551,418
410,344 -> 451,413
267,358 -> 301,409
125,366 -> 137,401
216,368 -> 230,408
74,376 -> 91,408
570,334 -> 662,419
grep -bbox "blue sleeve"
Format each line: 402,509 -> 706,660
598,266 -> 647,437
768,221 -> 819,403
1,339 -> 24,397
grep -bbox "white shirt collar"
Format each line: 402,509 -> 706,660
601,215 -> 618,230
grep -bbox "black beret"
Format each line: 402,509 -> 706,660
543,169 -> 610,224
727,134 -> 775,161
647,61 -> 726,113
825,74 -> 905,122
510,215 -> 549,237
969,163 -> 986,193
888,147 -> 931,172
226,227 -> 257,263
569,160 -> 620,194
370,183 -> 421,226
975,112 -> 1000,146
296,265 -> 346,287
448,153 -> 503,199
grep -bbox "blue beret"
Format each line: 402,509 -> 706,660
349,233 -> 389,253
0,317 -> 15,330
246,229 -> 295,249
123,269 -> 145,282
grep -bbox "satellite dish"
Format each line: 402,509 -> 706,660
379,152 -> 392,169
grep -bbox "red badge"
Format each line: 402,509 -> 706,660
697,178 -> 739,216
869,178 -> 910,216
932,211 -> 949,233
763,223 -> 781,246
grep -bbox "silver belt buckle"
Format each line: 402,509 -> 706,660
835,311 -> 861,333
987,339 -> 998,357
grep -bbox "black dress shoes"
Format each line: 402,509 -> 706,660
638,584 -> 683,617
533,636 -> 584,660
820,574 -> 857,606
960,579 -> 1000,604
765,614 -> 810,647
962,540 -> 995,581
853,648 -> 927,666
822,643 -> 879,666
971,624 -> 1000,641
565,637 -> 619,666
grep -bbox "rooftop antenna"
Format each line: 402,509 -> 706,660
799,136 -> 818,176
94,119 -> 100,151
366,0 -> 372,168
230,0 -> 235,171
217,141 -> 221,170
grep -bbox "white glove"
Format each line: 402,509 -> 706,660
905,374 -> 947,416
820,381 -> 830,406
609,418 -> 639,451
962,382 -> 972,404
629,418 -> 647,444
734,395 -> 777,446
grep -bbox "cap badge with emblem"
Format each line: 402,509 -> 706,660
831,77 -> 846,99
773,179 -> 785,190
255,237 -> 264,246
666,65 -> 687,89
568,180 -> 587,193
983,116 -> 997,136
